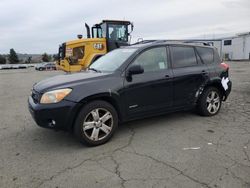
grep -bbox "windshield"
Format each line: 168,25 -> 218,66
108,24 -> 128,42
89,48 -> 137,72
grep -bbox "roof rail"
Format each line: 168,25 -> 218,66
131,39 -> 212,46
132,40 -> 158,45
182,40 -> 211,46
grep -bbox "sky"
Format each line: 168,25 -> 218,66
0,0 -> 250,54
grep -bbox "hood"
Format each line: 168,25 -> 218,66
34,71 -> 110,93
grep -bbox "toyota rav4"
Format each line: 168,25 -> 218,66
28,42 -> 232,146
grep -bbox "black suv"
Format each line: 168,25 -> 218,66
28,42 -> 232,146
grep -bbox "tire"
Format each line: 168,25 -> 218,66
74,100 -> 118,146
197,87 -> 222,116
39,68 -> 43,71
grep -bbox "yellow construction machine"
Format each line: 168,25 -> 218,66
57,20 -> 133,72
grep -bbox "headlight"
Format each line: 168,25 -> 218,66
40,88 -> 72,104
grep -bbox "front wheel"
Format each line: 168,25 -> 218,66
74,100 -> 118,146
197,87 -> 222,116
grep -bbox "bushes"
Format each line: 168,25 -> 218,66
0,54 -> 6,64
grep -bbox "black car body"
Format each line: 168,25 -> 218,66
28,42 -> 231,145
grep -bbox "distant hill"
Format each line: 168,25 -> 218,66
0,53 -> 56,64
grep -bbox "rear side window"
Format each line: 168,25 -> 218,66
196,47 -> 214,64
213,49 -> 221,63
171,46 -> 197,68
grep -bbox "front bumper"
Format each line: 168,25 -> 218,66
28,96 -> 78,131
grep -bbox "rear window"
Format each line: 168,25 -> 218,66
171,46 -> 197,68
196,47 -> 214,64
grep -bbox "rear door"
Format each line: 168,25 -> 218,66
195,46 -> 217,77
170,45 -> 209,107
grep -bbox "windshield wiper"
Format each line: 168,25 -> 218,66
88,67 -> 101,73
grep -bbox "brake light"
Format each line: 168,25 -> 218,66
220,62 -> 229,70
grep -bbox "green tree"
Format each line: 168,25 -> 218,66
52,54 -> 58,61
0,54 -> 6,64
25,56 -> 32,64
42,53 -> 51,62
8,48 -> 19,64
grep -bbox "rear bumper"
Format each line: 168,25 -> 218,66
28,96 -> 78,131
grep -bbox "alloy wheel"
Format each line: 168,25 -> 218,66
206,91 -> 221,114
83,108 -> 113,141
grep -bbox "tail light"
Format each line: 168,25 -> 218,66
220,62 -> 229,70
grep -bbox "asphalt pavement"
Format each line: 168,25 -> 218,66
0,62 -> 250,188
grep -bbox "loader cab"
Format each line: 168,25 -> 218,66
92,20 -> 133,51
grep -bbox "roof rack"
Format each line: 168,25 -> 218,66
132,40 -> 158,45
182,40 -> 211,46
132,39 -> 212,46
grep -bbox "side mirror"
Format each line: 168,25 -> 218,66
126,65 -> 144,81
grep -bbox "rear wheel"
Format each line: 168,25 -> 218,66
74,100 -> 118,146
197,87 -> 222,116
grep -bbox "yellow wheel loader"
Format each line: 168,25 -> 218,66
57,20 -> 133,72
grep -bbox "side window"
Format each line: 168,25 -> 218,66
73,46 -> 84,59
196,47 -> 214,64
195,51 -> 203,65
133,47 -> 168,72
93,28 -> 103,38
171,46 -> 197,68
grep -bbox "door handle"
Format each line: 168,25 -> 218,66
201,70 -> 208,75
165,75 -> 171,79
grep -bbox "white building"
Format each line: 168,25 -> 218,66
222,32 -> 250,60
189,32 -> 250,60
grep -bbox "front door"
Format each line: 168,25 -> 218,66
122,47 -> 173,118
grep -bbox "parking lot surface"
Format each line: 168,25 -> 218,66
0,62 -> 250,188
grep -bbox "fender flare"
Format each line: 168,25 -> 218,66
195,78 -> 227,102
69,91 -> 123,131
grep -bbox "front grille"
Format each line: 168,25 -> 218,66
31,90 -> 41,104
